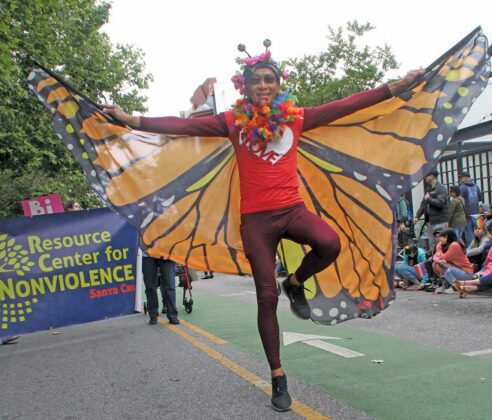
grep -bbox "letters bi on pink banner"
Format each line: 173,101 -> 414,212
22,193 -> 64,216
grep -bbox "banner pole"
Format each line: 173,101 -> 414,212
134,248 -> 143,312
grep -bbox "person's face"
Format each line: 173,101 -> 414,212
439,235 -> 447,245
246,68 -> 280,106
449,190 -> 456,197
424,174 -> 434,184
69,202 -> 81,211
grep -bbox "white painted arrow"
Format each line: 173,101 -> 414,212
283,332 -> 364,359
282,332 -> 341,346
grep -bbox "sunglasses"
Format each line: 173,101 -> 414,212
248,74 -> 277,85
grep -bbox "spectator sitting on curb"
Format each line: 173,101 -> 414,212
466,226 -> 491,272
395,243 -> 428,291
432,228 -> 474,294
422,228 -> 442,292
453,223 -> 492,297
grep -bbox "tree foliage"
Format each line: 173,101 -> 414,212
0,0 -> 153,218
284,21 -> 399,107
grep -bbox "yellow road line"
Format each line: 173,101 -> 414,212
159,318 -> 330,419
179,319 -> 226,345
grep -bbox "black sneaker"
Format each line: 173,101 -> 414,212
282,275 -> 311,320
149,315 -> 158,325
271,375 -> 292,412
168,317 -> 180,325
424,284 -> 437,292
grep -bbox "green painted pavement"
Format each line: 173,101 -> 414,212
179,291 -> 492,420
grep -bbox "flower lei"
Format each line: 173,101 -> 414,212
232,91 -> 301,150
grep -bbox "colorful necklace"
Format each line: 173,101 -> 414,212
232,91 -> 301,150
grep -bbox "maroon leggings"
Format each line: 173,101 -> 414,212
240,203 -> 341,370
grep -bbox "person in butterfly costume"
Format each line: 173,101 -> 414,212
104,40 -> 423,412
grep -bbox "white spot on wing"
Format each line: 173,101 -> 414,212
376,184 -> 391,200
141,212 -> 155,229
161,195 -> 175,207
354,171 -> 367,181
329,308 -> 339,317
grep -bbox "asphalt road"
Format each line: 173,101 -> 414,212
1,273 -> 491,419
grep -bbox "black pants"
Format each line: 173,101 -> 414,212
142,257 -> 177,319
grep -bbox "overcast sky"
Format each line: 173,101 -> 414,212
103,0 -> 492,127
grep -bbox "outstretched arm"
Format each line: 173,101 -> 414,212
102,105 -> 229,137
303,69 -> 426,132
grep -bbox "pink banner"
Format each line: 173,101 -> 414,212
22,193 -> 64,216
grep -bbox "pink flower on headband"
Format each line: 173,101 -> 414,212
231,74 -> 246,94
242,51 -> 272,66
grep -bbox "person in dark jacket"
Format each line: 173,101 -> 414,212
414,169 -> 449,250
459,171 -> 483,245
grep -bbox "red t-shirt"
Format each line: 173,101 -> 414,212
222,110 -> 304,213
140,85 -> 391,214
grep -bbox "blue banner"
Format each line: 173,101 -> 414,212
0,208 -> 139,337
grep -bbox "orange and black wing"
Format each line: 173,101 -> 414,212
278,27 -> 490,324
27,69 -> 249,274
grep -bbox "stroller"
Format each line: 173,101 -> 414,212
175,264 -> 194,313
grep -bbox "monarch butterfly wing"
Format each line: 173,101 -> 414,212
27,68 -> 249,274
279,28 -> 490,324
